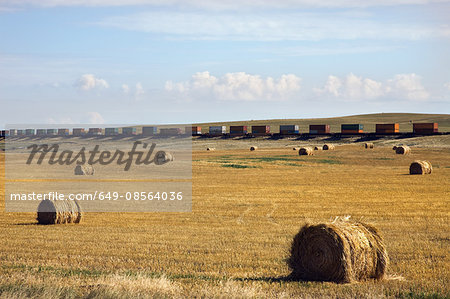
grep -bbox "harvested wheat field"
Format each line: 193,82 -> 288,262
0,138 -> 449,298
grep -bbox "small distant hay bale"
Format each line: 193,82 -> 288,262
395,145 -> 411,155
287,218 -> 388,283
293,147 -> 299,151
155,151 -> 174,164
74,165 -> 94,175
37,200 -> 82,225
392,146 -> 398,150
409,160 -> 432,175
250,146 -> 258,151
314,146 -> 323,151
323,144 -> 335,150
206,147 -> 215,151
364,143 -> 374,149
299,147 -> 314,156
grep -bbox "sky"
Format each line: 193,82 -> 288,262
0,0 -> 449,126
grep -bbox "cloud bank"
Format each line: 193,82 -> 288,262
165,71 -> 301,101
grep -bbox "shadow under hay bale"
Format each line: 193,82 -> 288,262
37,200 -> 82,225
392,146 -> 398,150
206,147 -> 215,151
395,145 -> 411,155
74,165 -> 94,175
287,218 -> 388,283
364,143 -> 374,149
322,144 -> 335,150
250,146 -> 258,151
155,151 -> 174,164
299,147 -> 314,156
409,160 -> 432,175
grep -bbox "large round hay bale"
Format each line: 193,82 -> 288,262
206,147 -> 215,151
395,145 -> 411,155
37,200 -> 82,225
155,151 -> 174,164
250,146 -> 258,151
409,160 -> 432,175
322,144 -> 335,150
299,147 -> 314,156
364,143 -> 374,149
314,146 -> 323,151
288,219 -> 388,283
74,165 -> 94,175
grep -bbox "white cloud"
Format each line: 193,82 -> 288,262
387,73 -> 429,100
135,82 -> 144,97
315,73 -> 384,99
75,74 -> 109,91
166,71 -> 301,101
121,84 -> 130,94
87,111 -> 105,124
316,73 -> 429,101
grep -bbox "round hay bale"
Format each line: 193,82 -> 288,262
287,218 -> 388,283
395,145 -> 411,155
74,165 -> 94,175
206,147 -> 215,151
250,146 -> 258,151
392,146 -> 398,150
322,144 -> 335,150
409,160 -> 432,175
364,143 -> 374,149
293,147 -> 299,151
314,146 -> 323,151
299,147 -> 314,156
37,200 -> 82,225
155,151 -> 174,164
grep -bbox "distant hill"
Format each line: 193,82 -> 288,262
193,113 -> 450,133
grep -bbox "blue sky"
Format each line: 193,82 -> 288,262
0,0 -> 449,126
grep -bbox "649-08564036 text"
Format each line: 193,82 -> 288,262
9,191 -> 184,201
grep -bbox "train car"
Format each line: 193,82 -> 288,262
376,123 -> 399,134
189,126 -> 202,136
46,129 -> 58,136
8,129 -> 16,136
252,125 -> 270,136
36,129 -> 46,136
413,123 -> 438,134
160,128 -> 182,136
279,125 -> 299,135
25,129 -> 36,136
230,126 -> 247,136
72,128 -> 86,136
105,127 -> 119,136
142,126 -> 157,136
209,126 -> 226,136
16,130 -> 25,136
122,127 -> 137,135
0,130 -> 5,137
88,128 -> 103,135
309,124 -> 330,134
341,124 -> 363,134
58,128 -> 69,136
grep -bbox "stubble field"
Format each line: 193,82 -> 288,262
0,137 -> 449,298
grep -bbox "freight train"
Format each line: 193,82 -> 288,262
0,122 -> 443,138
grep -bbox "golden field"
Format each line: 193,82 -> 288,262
0,137 -> 449,298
